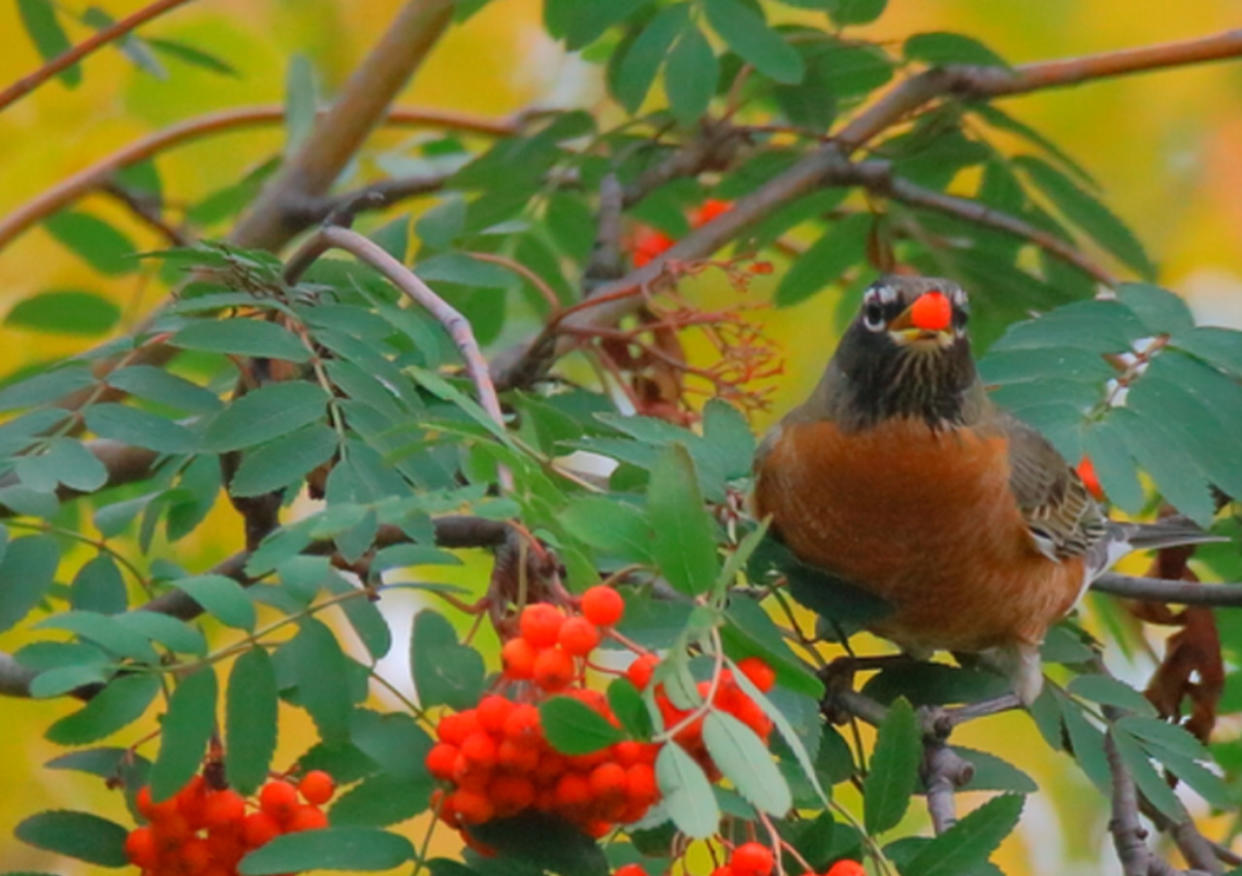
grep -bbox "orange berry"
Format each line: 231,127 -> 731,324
477,695 -> 516,733
613,740 -> 644,766
748,261 -> 774,274
437,709 -> 482,745
241,811 -> 282,847
589,762 -> 627,799
205,830 -> 245,866
426,743 -> 459,780
451,789 -> 494,825
180,837 -> 212,874
909,289 -> 952,332
286,804 -> 329,832
124,827 -> 158,867
489,775 -> 536,817
258,779 -> 300,822
615,866 -> 647,876
202,866 -> 235,876
625,763 -> 658,804
461,732 -> 499,767
631,227 -> 675,267
501,637 -> 537,679
503,703 -> 542,742
712,868 -> 736,876
153,812 -> 192,845
1077,455 -> 1105,501
298,769 -> 335,805
176,775 -> 209,826
202,789 -> 246,829
520,603 -> 564,647
533,751 -> 568,786
581,586 -> 624,627
497,739 -> 540,773
554,772 -> 592,809
692,198 -> 733,226
731,842 -> 775,876
826,863 -> 866,876
625,654 -> 659,689
737,656 -> 776,693
135,785 -> 155,820
585,818 -> 612,838
567,748 -> 611,771
558,616 -> 601,656
533,647 -> 575,691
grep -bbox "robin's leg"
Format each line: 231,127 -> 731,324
977,640 -> 1044,706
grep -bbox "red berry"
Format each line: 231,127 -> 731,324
426,743 -> 460,780
259,779 -> 300,822
614,866 -> 647,876
909,289 -> 952,332
558,616 -> 602,656
625,763 -> 658,804
1077,455 -> 1105,500
631,227 -> 675,267
581,585 -> 624,627
825,862 -> 866,876
497,739 -> 540,773
625,654 -> 659,689
489,775 -> 536,817
533,647 -> 575,691
176,774 -> 209,826
502,637 -> 537,679
242,811 -> 282,847
477,695 -> 516,733
520,603 -> 564,647
554,772 -> 592,809
299,769 -> 335,805
180,837 -> 212,874
202,789 -> 246,829
731,842 -> 775,876
451,789 -> 494,825
589,762 -> 627,800
134,785 -> 155,820
437,709 -> 481,745
461,732 -> 499,768
692,198 -> 733,227
737,656 -> 776,693
712,867 -> 736,876
124,827 -> 158,867
503,703 -> 542,742
286,804 -> 329,832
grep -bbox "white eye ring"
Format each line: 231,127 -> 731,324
861,292 -> 886,332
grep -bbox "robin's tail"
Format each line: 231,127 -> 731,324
1089,515 -> 1226,577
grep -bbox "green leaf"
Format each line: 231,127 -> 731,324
702,710 -> 791,815
284,54 -> 318,156
665,27 -> 718,125
1115,715 -> 1208,760
1068,675 -> 1157,717
226,647 -> 278,795
826,0 -> 886,25
16,0 -> 80,86
704,0 -> 803,84
863,698 -> 920,834
904,793 -> 1024,876
238,827 -> 414,874
46,674 -> 162,745
69,556 -> 126,611
903,32 -> 1008,68
5,290 -> 120,335
952,746 -> 1037,793
230,423 -> 338,497
1114,729 -> 1186,820
702,399 -> 756,478
330,774 -> 431,826
468,812 -> 610,876
146,37 -> 239,76
37,610 -> 159,663
0,365 -> 94,412
84,402 -> 197,454
322,572 -> 392,660
0,535 -> 60,632
647,444 -> 719,595
29,663 -> 110,698
105,365 -> 222,414
150,669 -> 218,801
540,696 -> 624,755
286,618 -> 353,744
560,496 -> 653,563
40,437 -> 109,492
560,0 -> 646,50
607,677 -> 653,738
610,4 -> 688,112
204,381 -> 328,452
655,742 -> 719,839
416,253 -> 513,288
43,211 -> 135,274
410,609 -> 485,710
349,709 -> 432,781
775,213 -> 871,306
15,810 -> 127,865
1014,155 -> 1152,277
116,611 -> 206,656
174,574 -> 256,630
172,319 -> 311,363
1081,419 -> 1145,513
1117,282 -> 1194,335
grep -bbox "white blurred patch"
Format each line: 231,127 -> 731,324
1180,269 -> 1242,330
515,27 -> 603,109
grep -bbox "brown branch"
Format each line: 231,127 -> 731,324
287,172 -> 452,227
922,741 -> 974,834
0,0 -> 198,112
0,105 -> 515,253
228,0 -> 455,252
100,182 -> 192,246
1093,574 -> 1242,607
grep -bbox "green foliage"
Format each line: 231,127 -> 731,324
863,699 -> 920,834
238,827 -> 414,873
540,696 -> 625,754
14,810 -> 128,865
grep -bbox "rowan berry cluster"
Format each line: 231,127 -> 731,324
631,198 -> 734,267
427,586 -> 660,840
611,849 -> 863,876
123,771 -> 335,875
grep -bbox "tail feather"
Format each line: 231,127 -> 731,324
1090,515 -> 1226,577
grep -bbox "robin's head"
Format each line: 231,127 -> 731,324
825,275 -> 978,429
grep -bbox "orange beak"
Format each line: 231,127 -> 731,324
908,290 -> 952,332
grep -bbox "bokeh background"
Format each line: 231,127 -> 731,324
1,1 -> 1241,873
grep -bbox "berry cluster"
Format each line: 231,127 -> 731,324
428,586 -> 660,840
631,199 -> 734,267
123,771 -> 335,875
611,851 -> 863,876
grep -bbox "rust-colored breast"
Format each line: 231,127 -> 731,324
753,417 -> 1084,652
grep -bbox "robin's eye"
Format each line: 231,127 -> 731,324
862,300 -> 886,332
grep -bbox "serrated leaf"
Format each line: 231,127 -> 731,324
150,669 -> 217,801
655,742 -> 719,839
105,365 -> 221,414
863,698 -> 920,834
416,253 -> 514,288
607,677 -> 653,738
322,572 -> 391,660
665,27 -> 717,124
330,774 -> 431,826
410,609 -> 485,711
647,444 -> 718,595
560,496 -> 653,563
704,0 -> 803,84
702,710 -> 791,815
174,574 -> 256,630
0,365 -> 94,412
5,290 -> 120,335
1117,282 -> 1193,335
1081,419 -> 1145,513
775,213 -> 871,306
903,31 -> 1008,67
204,381 -> 328,452
541,696 -> 624,755
904,793 -> 1024,876
238,827 -> 414,874
1068,675 -> 1157,717
1115,715 -> 1208,760
172,319 -> 311,363
15,810 -> 127,865
226,647 -> 278,794
826,0 -> 886,25
1114,730 -> 1186,820
117,611 -> 207,656
286,618 -> 352,744
349,709 -> 432,781
611,4 -> 687,112
17,0 -> 80,86
46,674 -> 162,745
29,663 -> 110,699
37,610 -> 159,662
44,211 -> 135,274
0,535 -> 60,632
952,746 -> 1037,794
230,422 -> 338,497
84,402 -> 197,454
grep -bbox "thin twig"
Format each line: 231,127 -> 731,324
1093,574 -> 1242,606
0,0 -> 198,112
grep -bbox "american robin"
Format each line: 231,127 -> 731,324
753,275 -> 1215,704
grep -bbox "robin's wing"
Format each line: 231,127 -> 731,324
1000,413 -> 1106,561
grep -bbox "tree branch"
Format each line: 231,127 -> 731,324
228,0 -> 455,252
0,0 -> 198,113
1093,573 -> 1242,607
286,172 -> 452,227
